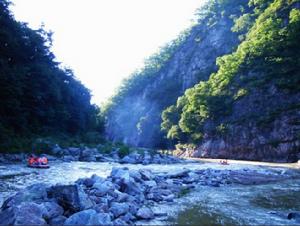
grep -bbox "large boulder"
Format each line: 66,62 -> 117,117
114,190 -> 130,202
120,155 -> 136,164
166,169 -> 190,178
136,207 -> 154,220
110,167 -> 130,181
93,181 -> 114,196
91,174 -> 105,184
47,185 -> 93,215
64,209 -> 111,225
62,155 -> 78,162
0,202 -> 47,225
139,169 -> 153,181
79,148 -> 97,162
49,215 -> 67,225
129,170 -> 143,182
1,183 -> 48,209
67,147 -> 81,156
40,201 -> 64,220
51,145 -> 64,156
109,202 -> 129,218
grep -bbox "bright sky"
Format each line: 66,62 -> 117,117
10,0 -> 205,105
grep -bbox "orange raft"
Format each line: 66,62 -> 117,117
27,156 -> 50,168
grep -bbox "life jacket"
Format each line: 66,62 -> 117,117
28,157 -> 35,165
40,157 -> 48,165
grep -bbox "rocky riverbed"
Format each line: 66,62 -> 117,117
1,160 -> 300,225
0,146 -> 183,165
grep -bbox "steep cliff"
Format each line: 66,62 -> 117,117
162,0 -> 300,162
106,0 -> 300,162
105,0 -> 247,147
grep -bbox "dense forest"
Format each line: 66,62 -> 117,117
106,0 -> 300,161
0,0 -> 104,152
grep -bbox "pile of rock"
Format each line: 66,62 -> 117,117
0,146 -> 184,165
0,167 -> 176,225
2,166 -> 297,225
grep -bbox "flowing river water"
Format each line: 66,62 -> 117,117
0,159 -> 300,225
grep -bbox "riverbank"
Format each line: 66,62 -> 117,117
190,158 -> 300,169
0,146 -> 184,165
1,161 -> 300,225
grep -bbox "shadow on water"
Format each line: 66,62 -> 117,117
171,205 -> 238,226
251,189 -> 300,210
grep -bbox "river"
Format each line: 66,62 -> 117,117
0,160 -> 299,225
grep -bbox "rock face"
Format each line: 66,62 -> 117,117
64,209 -> 111,225
104,0 -> 300,162
47,185 -> 93,215
105,5 -> 240,148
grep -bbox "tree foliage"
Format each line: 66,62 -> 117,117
0,1 -> 104,151
162,0 -> 300,144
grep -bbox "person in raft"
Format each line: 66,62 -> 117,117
28,154 -> 48,166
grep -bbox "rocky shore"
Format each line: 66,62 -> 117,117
1,166 -> 300,225
0,146 -> 183,165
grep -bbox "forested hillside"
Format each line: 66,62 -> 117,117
106,0 -> 300,162
0,0 -> 103,152
105,0 -> 249,148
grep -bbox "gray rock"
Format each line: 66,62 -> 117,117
68,147 -> 81,156
152,207 -> 168,217
288,212 -> 300,222
2,183 -> 48,209
43,154 -> 57,162
47,184 -> 93,214
114,190 -> 130,202
128,203 -> 139,215
146,192 -> 163,202
40,201 -> 64,220
163,194 -> 175,202
91,174 -> 105,184
83,178 -> 95,187
79,148 -> 98,162
122,179 -> 143,196
94,203 -> 109,213
62,149 -> 71,156
121,156 -> 136,164
167,169 -> 190,178
93,181 -> 114,196
0,207 -> 16,225
49,215 -> 67,225
113,218 -> 128,225
120,212 -> 136,223
139,169 -> 153,181
109,202 -> 129,218
111,167 -> 130,181
0,202 -> 47,225
129,170 -> 142,182
51,145 -> 63,156
63,155 -> 77,162
64,209 -> 111,225
136,207 -> 154,219
144,180 -> 157,188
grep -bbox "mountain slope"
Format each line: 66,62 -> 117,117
105,0 -> 249,148
162,0 -> 300,162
